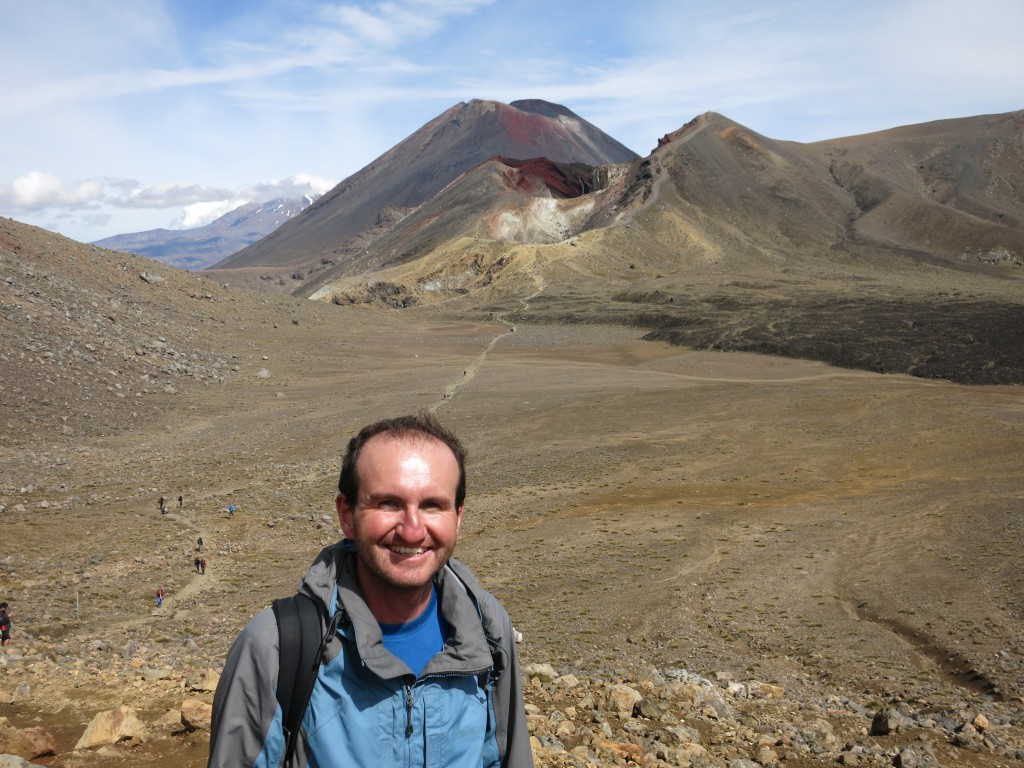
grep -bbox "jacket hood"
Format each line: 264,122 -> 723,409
296,540 -> 496,680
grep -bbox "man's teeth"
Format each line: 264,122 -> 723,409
391,546 -> 425,555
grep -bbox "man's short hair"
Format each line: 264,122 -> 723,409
0,602 -> 7,610
338,413 -> 467,508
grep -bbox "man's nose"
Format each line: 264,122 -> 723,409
396,506 -> 425,538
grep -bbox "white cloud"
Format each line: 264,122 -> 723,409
1,172 -> 105,210
175,200 -> 252,229
242,174 -> 336,200
869,0 -> 1024,101
332,5 -> 408,46
164,175 -> 337,229
172,175 -> 333,229
1,0 -> 499,117
325,0 -> 495,47
1,173 -> 333,217
1,171 -> 335,241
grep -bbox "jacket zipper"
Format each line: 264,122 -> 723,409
402,666 -> 492,740
404,676 -> 415,737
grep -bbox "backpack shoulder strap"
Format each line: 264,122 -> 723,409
272,593 -> 324,765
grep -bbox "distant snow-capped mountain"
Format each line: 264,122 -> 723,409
92,195 -> 319,270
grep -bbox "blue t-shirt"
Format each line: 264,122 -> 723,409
378,586 -> 447,677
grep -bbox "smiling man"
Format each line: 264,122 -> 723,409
208,414 -> 533,768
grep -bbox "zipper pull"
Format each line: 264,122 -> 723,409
404,677 -> 415,737
314,608 -> 345,666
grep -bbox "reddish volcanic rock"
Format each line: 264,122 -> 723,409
495,156 -> 598,198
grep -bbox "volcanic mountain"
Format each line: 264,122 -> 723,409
302,109 -> 1024,384
207,99 -> 639,280
93,195 -> 318,270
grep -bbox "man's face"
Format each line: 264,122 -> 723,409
337,434 -> 463,608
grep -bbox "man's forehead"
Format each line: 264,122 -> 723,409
362,431 -> 453,456
354,433 -> 460,500
356,432 -> 459,473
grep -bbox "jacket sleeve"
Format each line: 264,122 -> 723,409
481,595 -> 535,768
208,608 -> 288,768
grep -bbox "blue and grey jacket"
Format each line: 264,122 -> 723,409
208,540 -> 534,768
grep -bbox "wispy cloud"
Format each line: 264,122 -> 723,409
2,172 -> 106,209
0,173 -> 333,225
1,0 -> 1021,243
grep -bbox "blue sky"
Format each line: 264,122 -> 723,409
2,0 -> 1022,244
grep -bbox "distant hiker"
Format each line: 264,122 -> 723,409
228,504 -> 235,518
156,589 -> 164,609
197,536 -> 204,552
0,602 -> 11,646
195,557 -> 202,573
200,558 -> 207,575
159,496 -> 167,514
178,495 -> 183,513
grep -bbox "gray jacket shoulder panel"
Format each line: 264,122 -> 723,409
208,607 -> 284,768
444,558 -> 535,768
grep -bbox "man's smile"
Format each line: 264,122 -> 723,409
388,544 -> 427,555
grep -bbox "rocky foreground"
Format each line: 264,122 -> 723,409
2,629 -> 1023,768
521,663 -> 1023,768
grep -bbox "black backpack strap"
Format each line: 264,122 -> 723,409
272,593 -> 325,765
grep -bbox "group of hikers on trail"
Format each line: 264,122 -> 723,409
195,536 -> 207,573
157,495 -> 238,519
155,550 -> 208,610
158,495 -> 184,515
152,494 -> 230,613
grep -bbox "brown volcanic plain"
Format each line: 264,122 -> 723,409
1,108 -> 1024,768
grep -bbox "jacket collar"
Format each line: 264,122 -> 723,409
298,540 -> 494,680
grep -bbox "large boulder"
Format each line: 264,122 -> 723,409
180,698 -> 213,732
606,683 -> 643,719
0,720 -> 57,760
74,705 -> 149,749
187,668 -> 221,692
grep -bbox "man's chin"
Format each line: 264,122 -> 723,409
388,565 -> 437,589
373,558 -> 437,591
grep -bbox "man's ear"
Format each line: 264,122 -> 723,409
455,504 -> 464,535
337,493 -> 355,538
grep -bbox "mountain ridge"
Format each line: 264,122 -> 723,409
301,107 -> 1024,297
